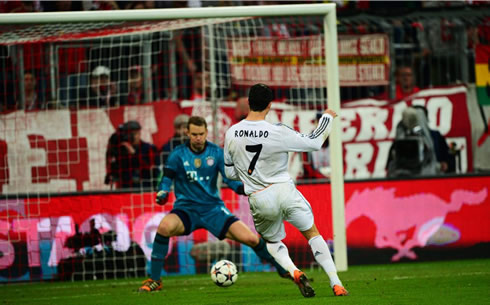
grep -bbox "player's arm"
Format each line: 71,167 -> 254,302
281,110 -> 336,152
156,150 -> 179,205
223,133 -> 240,181
219,146 -> 245,195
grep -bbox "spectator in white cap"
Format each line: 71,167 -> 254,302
160,114 -> 190,164
84,65 -> 118,108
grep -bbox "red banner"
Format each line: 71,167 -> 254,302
0,100 -> 181,194
340,86 -> 473,179
1,176 -> 488,281
226,34 -> 390,87
0,86 -> 473,193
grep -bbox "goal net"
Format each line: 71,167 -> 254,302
0,4 -> 346,282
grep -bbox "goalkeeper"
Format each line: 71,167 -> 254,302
139,116 -> 288,292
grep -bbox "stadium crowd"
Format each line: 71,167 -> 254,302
0,1 -> 488,182
1,1 -> 488,111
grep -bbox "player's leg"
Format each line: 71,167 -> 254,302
150,213 -> 186,280
265,240 -> 315,298
247,184 -> 315,298
292,189 -> 348,296
247,186 -> 299,275
139,212 -> 186,292
300,224 -> 347,295
224,220 -> 289,278
256,183 -> 314,298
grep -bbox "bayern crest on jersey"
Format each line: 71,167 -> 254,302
206,156 -> 215,167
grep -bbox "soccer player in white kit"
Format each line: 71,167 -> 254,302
224,83 -> 348,298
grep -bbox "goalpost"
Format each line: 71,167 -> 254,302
0,3 -> 347,281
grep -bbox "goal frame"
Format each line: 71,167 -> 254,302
0,3 -> 348,271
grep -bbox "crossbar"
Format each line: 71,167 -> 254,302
0,4 -> 335,24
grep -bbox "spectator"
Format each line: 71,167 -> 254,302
3,1 -> 40,13
448,141 -> 462,173
416,17 -> 465,87
124,65 -> 144,105
160,114 -> 189,165
122,1 -> 154,10
175,29 -> 200,99
23,72 -> 44,111
152,27 -> 200,100
105,120 -> 160,189
87,219 -> 102,247
84,65 -> 118,108
0,47 -> 15,113
86,0 -> 119,10
395,66 -> 420,100
190,71 -> 209,101
42,1 -> 84,11
234,96 -> 249,122
413,105 -> 454,173
386,107 -> 438,177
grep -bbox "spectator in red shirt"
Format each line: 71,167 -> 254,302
395,66 -> 420,100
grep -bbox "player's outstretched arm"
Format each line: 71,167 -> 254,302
280,111 -> 336,152
156,150 -> 178,205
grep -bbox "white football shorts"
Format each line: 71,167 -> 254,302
247,180 -> 314,242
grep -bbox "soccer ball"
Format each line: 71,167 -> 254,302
210,260 -> 238,287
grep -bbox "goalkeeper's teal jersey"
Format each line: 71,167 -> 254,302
159,141 -> 242,210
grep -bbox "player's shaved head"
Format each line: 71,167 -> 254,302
248,83 -> 273,112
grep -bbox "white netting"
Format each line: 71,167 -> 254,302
0,18 -> 249,45
0,11 -> 337,282
205,16 -> 327,108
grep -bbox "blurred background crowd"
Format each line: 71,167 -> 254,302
0,0 -> 489,189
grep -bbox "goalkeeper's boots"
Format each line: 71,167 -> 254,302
293,270 -> 315,298
333,284 -> 349,296
138,279 -> 162,292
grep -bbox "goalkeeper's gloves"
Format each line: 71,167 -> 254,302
156,190 -> 169,205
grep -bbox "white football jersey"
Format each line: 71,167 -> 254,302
224,113 -> 333,195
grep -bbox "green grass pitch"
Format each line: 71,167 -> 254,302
1,259 -> 489,305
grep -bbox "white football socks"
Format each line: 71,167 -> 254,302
308,235 -> 342,288
266,241 -> 299,276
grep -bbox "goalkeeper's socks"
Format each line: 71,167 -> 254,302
265,241 -> 299,276
150,233 -> 169,281
308,235 -> 342,288
252,238 -> 289,276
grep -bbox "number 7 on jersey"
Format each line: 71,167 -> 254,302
245,144 -> 262,175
